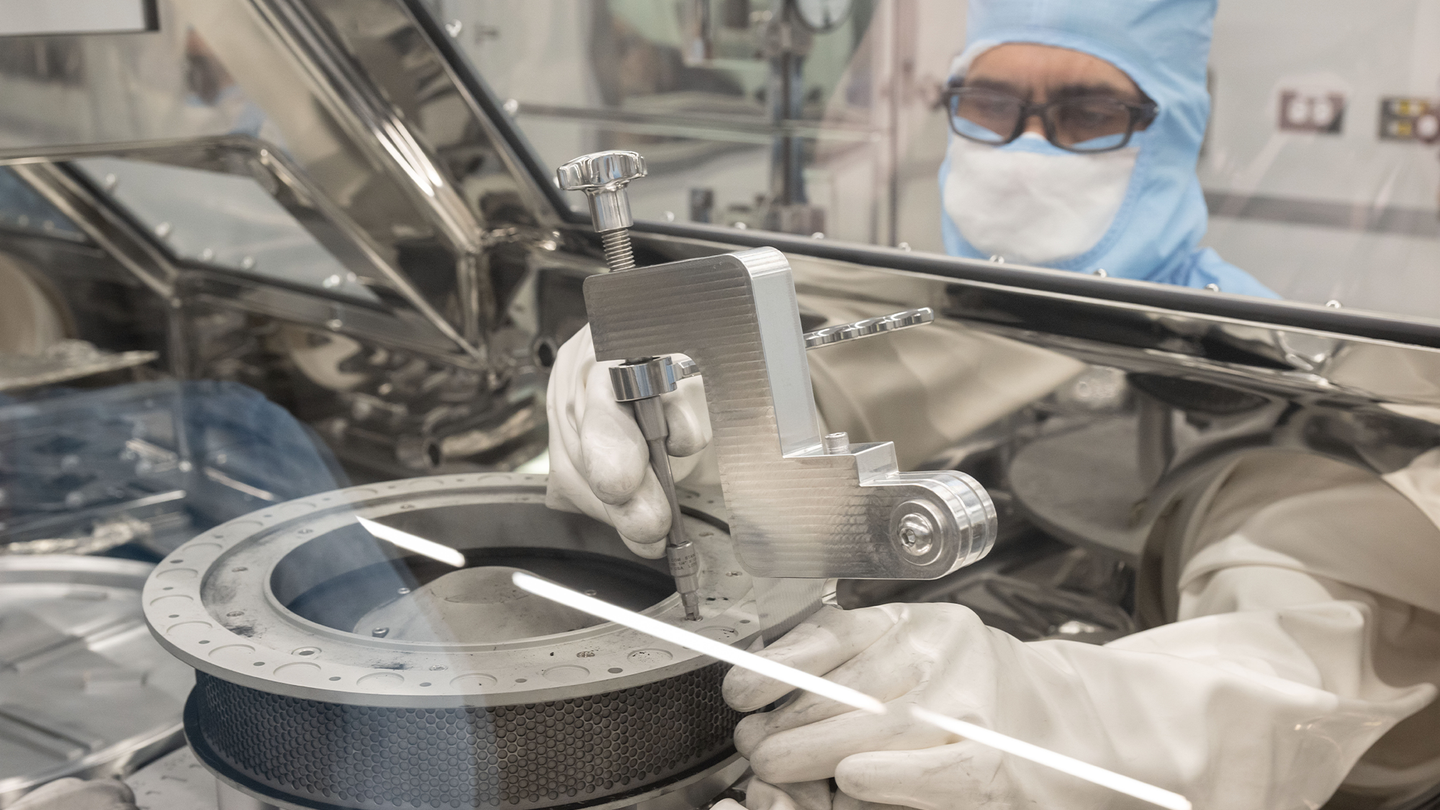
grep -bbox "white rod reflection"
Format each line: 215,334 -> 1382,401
512,571 -> 1191,810
511,572 -> 886,715
909,707 -> 1190,810
357,517 -> 465,568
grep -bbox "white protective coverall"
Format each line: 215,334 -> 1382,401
719,449 -> 1440,810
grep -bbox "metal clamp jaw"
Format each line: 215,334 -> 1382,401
585,247 -> 997,579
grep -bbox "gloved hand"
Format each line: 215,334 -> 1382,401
711,777 -> 900,810
545,325 -> 711,558
11,778 -> 137,810
723,599 -> 1433,810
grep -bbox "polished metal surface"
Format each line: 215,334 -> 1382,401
802,307 -> 934,349
0,138 -> 483,367
587,247 -> 997,580
556,151 -> 647,236
609,357 -> 680,402
0,0 -> 590,475
0,556 -> 192,808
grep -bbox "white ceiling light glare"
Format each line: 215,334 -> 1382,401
511,572 -> 886,715
357,516 -> 466,568
512,572 -> 1192,810
908,707 -> 1191,810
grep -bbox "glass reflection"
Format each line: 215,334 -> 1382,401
427,0 -> 1440,313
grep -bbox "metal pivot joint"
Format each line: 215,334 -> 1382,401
560,150 -> 700,620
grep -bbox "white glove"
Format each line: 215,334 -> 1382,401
545,325 -> 711,558
11,779 -> 137,810
711,777 -> 901,810
723,597 -> 1434,810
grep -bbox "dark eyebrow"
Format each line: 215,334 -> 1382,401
959,76 -> 1029,98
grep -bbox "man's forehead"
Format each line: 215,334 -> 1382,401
965,76 -> 1137,100
966,42 -> 1142,98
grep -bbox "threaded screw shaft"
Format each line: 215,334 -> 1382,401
600,229 -> 636,272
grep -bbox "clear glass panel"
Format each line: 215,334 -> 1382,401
435,0 -> 904,245
69,158 -> 376,301
428,0 -> 1440,316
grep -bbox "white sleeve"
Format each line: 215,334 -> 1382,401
1110,454 -> 1440,804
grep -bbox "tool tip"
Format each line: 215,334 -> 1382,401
680,591 -> 701,621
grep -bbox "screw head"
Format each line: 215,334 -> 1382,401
556,151 -> 647,193
896,514 -> 935,557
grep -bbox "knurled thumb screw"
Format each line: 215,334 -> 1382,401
557,150 -> 647,272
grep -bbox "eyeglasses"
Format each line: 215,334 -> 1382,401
943,86 -> 1158,153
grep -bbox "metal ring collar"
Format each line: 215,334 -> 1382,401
610,357 -> 680,401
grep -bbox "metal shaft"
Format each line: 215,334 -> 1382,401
632,397 -> 701,620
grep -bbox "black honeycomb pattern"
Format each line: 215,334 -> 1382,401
192,666 -> 742,810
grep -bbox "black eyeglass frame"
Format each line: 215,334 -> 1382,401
943,85 -> 1159,154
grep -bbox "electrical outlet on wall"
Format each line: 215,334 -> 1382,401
1379,97 -> 1440,142
1278,89 -> 1346,134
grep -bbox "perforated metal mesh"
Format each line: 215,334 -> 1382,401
190,666 -> 742,810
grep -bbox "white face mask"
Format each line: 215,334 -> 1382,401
943,132 -> 1139,266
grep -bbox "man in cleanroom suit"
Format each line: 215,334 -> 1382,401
546,1 -> 1440,808
935,0 -> 1276,298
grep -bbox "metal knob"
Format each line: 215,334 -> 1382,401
557,151 -> 647,234
558,151 -> 647,272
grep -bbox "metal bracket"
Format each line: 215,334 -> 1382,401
585,247 -> 996,580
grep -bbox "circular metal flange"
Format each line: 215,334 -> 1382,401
142,473 -> 758,709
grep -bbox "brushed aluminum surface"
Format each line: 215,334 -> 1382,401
586,248 -> 997,580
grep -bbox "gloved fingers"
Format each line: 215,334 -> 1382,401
836,739 -> 1124,810
662,375 -> 711,458
711,801 -> 747,810
724,606 -> 899,711
733,643 -> 920,754
580,361 -> 650,505
603,470 -> 671,556
619,533 -> 668,560
831,789 -> 909,810
543,436 -> 615,526
668,447 -> 703,484
747,779 -> 834,810
747,701 -> 950,784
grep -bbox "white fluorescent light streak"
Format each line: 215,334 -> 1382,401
909,707 -> 1191,810
512,571 -> 1191,810
510,572 -> 886,715
357,516 -> 465,568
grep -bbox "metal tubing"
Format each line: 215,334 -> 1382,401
633,397 -> 700,620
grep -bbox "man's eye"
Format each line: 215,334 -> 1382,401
1057,101 -> 1127,132
960,96 -> 1017,119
